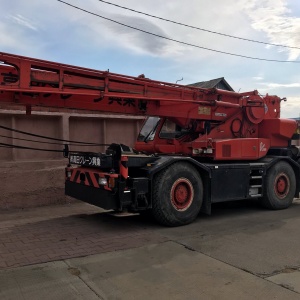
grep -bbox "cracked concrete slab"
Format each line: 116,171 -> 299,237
0,261 -> 100,300
64,241 -> 299,300
267,269 -> 300,294
159,201 -> 300,277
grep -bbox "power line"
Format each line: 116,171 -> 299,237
97,0 -> 300,50
57,0 -> 300,63
0,142 -> 63,152
0,133 -> 108,147
0,140 -> 105,153
0,125 -> 109,146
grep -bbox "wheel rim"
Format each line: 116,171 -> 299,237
274,172 -> 290,199
170,178 -> 194,211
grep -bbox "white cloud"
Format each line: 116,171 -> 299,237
242,0 -> 300,60
82,13 -> 170,56
260,82 -> 300,88
281,96 -> 300,118
3,0 -> 298,63
8,14 -> 38,31
89,0 -> 300,62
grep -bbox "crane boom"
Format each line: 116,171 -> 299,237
0,51 -> 276,120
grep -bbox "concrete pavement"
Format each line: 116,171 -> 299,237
1,241 -> 300,300
1,200 -> 300,299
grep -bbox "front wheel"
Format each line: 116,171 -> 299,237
152,162 -> 203,226
262,161 -> 296,210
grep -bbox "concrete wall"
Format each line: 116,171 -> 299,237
0,109 -> 143,209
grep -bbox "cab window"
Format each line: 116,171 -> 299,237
159,119 -> 188,139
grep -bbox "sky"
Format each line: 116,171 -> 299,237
1,0 -> 300,118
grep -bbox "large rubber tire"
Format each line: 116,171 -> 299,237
152,162 -> 203,226
262,161 -> 296,210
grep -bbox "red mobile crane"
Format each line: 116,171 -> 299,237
0,52 -> 299,226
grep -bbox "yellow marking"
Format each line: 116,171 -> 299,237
198,106 -> 211,115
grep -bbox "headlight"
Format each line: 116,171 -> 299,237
98,178 -> 108,186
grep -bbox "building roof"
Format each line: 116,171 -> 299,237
188,77 -> 234,91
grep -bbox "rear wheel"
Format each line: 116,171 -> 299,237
262,161 -> 296,210
152,162 -> 203,226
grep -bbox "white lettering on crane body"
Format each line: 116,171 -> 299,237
69,155 -> 101,166
260,142 -> 267,152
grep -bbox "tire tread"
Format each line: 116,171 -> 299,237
151,162 -> 203,226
